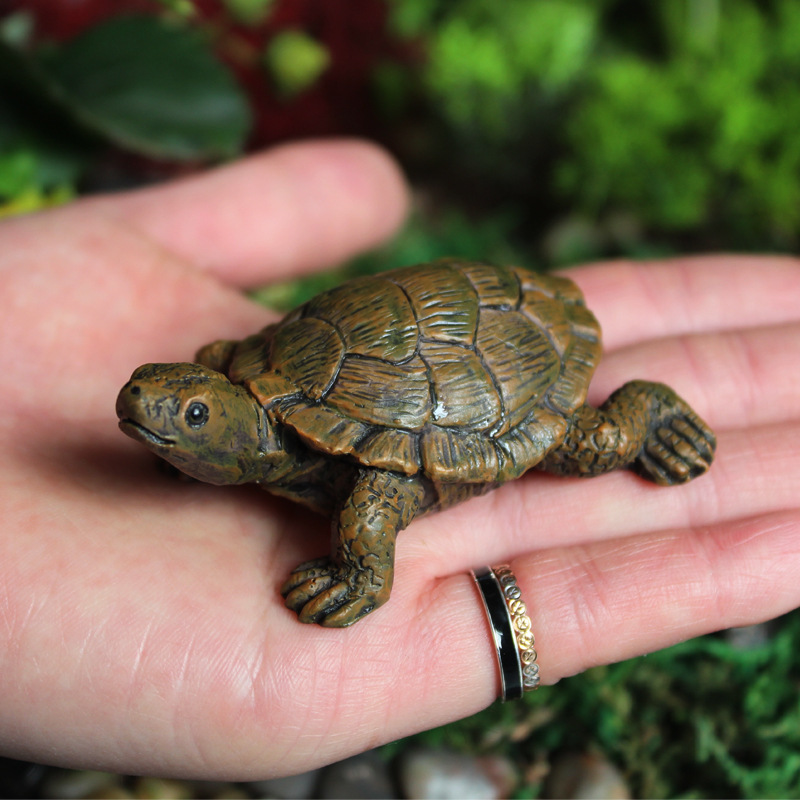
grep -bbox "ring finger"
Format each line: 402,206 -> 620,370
418,507 -> 800,708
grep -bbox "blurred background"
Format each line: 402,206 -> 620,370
1,0 -> 799,797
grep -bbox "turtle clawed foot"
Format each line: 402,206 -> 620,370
636,394 -> 716,486
281,558 -> 389,627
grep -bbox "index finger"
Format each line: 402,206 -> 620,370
85,139 -> 410,287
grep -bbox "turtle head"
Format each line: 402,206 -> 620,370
116,362 -> 269,485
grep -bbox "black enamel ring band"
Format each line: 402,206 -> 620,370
472,564 -> 541,702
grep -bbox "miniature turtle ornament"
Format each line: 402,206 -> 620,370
117,259 -> 715,627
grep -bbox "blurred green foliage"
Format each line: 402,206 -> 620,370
561,1 -> 800,243
394,0 -> 597,138
389,0 -> 800,257
264,30 -> 331,98
5,0 -> 797,255
221,0 -> 275,26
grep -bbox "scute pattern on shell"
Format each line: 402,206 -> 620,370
234,259 -> 602,483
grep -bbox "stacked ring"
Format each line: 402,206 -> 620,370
493,564 -> 541,691
472,564 -> 541,702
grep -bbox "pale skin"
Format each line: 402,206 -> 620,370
1,139 -> 800,780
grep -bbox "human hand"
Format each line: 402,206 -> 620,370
1,140 -> 799,780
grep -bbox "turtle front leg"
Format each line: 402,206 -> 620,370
541,380 -> 716,486
282,468 -> 425,627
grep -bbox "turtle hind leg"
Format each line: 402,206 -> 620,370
629,383 -> 716,485
541,380 -> 716,486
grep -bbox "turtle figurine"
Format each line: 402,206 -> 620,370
116,259 -> 716,627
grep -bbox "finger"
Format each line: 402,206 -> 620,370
415,509 -> 800,715
568,255 -> 800,350
396,421 -> 800,574
461,508 -> 800,683
88,139 -> 409,287
389,510 -> 800,732
589,321 -> 800,431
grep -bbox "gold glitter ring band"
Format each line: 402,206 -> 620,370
471,564 -> 540,701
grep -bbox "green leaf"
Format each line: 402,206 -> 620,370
0,41 -> 97,191
35,15 -> 251,160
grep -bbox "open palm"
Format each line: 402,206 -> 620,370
2,139 -> 799,780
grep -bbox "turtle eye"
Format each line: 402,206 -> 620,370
185,401 -> 209,428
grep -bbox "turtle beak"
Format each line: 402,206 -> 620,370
116,379 -> 176,450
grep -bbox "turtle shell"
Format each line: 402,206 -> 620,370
234,259 -> 601,484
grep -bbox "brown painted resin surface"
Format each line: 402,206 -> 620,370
117,259 -> 716,626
